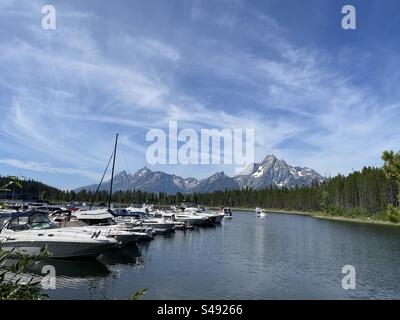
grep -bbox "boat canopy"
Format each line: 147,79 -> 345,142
73,209 -> 114,220
1,210 -> 55,231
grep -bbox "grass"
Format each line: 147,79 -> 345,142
210,206 -> 400,227
265,208 -> 400,226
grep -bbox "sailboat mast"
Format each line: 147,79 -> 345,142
108,133 -> 119,211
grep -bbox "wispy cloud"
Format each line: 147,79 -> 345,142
0,159 -> 100,181
0,0 -> 399,188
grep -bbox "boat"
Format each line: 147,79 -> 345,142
113,208 -> 176,234
51,208 -> 154,244
148,210 -> 189,230
221,207 -> 233,219
177,204 -> 223,224
255,207 -> 267,218
50,134 -> 152,244
152,209 -> 207,226
172,213 -> 207,226
0,210 -> 118,258
166,206 -> 210,226
259,211 -> 267,218
188,207 -> 224,224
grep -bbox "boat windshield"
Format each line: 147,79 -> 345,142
80,218 -> 115,226
0,215 -> 11,229
7,212 -> 56,231
113,209 -> 132,216
115,210 -> 150,219
131,211 -> 154,219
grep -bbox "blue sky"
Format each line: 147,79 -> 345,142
0,0 -> 399,190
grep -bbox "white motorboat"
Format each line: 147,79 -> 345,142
182,207 -> 223,224
148,210 -> 188,229
61,135 -> 153,242
220,207 -> 233,219
255,207 -> 267,218
171,213 -> 207,225
113,208 -> 176,234
78,209 -> 155,240
149,209 -> 205,226
0,211 -> 118,258
51,208 -> 154,244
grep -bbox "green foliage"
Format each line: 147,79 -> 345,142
72,167 -> 397,217
1,155 -> 399,222
387,204 -> 400,223
382,150 -> 400,182
0,176 -> 62,201
130,288 -> 148,300
0,245 -> 49,300
382,150 -> 400,221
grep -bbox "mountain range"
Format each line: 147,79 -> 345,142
75,155 -> 325,194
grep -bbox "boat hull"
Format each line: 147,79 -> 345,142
0,240 -> 116,259
213,215 -> 224,223
175,217 -> 205,225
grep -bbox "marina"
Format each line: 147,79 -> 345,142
1,1 -> 400,305
8,210 -> 398,300
0,203 -> 229,257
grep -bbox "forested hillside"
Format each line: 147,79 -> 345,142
1,153 -> 399,222
0,176 -> 63,201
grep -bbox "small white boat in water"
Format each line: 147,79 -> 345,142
0,211 -> 118,258
255,207 -> 268,218
220,207 -> 233,219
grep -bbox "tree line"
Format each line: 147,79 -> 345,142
1,167 -> 398,216
1,151 -> 400,221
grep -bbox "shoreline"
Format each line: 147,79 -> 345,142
218,207 -> 400,227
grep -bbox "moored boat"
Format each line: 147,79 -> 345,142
51,208 -> 154,244
113,208 -> 176,234
221,207 -> 233,219
0,211 -> 118,258
255,207 -> 267,218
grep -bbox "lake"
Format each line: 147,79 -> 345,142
40,211 -> 400,299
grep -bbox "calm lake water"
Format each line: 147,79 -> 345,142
40,211 -> 400,299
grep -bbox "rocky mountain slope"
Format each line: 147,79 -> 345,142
75,155 -> 325,194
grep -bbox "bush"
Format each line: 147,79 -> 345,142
0,245 -> 49,300
324,207 -> 372,218
387,204 -> 400,223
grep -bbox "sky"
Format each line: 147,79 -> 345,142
0,0 -> 399,190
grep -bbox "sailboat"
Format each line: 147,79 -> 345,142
54,134 -> 154,244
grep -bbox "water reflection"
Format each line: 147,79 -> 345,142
6,212 -> 400,299
34,258 -> 110,278
98,243 -> 143,266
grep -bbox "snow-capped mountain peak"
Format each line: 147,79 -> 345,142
233,155 -> 324,189
75,154 -> 325,194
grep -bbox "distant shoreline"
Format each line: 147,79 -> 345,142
211,207 -> 400,227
